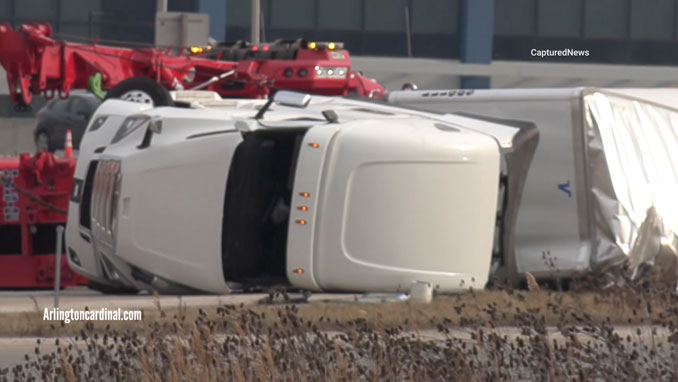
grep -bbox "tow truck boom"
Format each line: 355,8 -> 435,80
0,22 -> 385,108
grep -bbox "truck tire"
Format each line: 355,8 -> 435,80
105,77 -> 174,107
87,280 -> 138,295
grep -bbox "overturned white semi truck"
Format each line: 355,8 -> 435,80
65,90 -> 538,294
66,86 -> 678,294
390,88 -> 678,281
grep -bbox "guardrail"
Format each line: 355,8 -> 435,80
352,57 -> 678,89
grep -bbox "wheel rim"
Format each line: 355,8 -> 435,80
119,90 -> 154,105
36,133 -> 49,152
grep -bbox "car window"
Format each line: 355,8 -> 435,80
85,97 -> 102,110
69,98 -> 91,116
50,100 -> 69,113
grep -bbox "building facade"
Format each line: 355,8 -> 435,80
0,0 -> 676,65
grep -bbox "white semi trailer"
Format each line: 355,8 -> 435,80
389,88 -> 678,281
64,91 -> 538,294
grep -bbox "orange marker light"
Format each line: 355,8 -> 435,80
296,219 -> 307,225
299,192 -> 310,198
328,42 -> 336,50
293,268 -> 304,275
308,41 -> 317,50
308,142 -> 319,148
298,205 -> 308,211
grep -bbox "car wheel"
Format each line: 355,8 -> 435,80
87,280 -> 139,295
35,130 -> 51,152
104,77 -> 174,107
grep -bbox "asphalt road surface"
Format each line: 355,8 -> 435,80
0,287 -> 362,369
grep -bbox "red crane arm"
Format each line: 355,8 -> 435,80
0,22 -> 385,107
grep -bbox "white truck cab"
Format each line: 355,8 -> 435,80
65,91 -> 536,294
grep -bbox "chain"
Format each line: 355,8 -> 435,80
1,175 -> 68,215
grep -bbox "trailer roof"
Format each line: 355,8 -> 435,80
600,88 -> 678,111
388,87 -> 678,112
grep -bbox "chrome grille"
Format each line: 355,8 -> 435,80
91,159 -> 121,248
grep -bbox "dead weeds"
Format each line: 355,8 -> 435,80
3,279 -> 678,381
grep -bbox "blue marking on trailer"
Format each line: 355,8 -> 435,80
558,180 -> 572,198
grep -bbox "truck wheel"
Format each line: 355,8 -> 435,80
105,77 -> 174,107
401,82 -> 418,90
87,280 -> 138,295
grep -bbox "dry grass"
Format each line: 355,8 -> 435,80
3,279 -> 678,381
0,285 -> 672,337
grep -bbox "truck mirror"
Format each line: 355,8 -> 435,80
137,118 -> 162,149
149,119 -> 162,134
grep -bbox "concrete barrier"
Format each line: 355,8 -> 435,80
352,57 -> 678,90
0,118 -> 37,155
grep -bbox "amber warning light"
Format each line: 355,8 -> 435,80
189,45 -> 212,54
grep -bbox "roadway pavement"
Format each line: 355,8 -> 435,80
0,286 -> 363,314
0,117 -> 35,155
0,287 -> 364,369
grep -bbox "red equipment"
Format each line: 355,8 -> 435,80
0,22 -> 385,108
0,153 -> 87,288
64,130 -> 73,159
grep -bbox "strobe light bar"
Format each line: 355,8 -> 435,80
188,45 -> 214,54
315,66 -> 348,79
307,41 -> 344,51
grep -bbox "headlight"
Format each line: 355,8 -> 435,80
314,66 -> 348,79
88,115 -> 109,132
110,115 -> 150,144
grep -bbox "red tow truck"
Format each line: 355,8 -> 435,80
0,22 -> 385,289
0,22 -> 384,108
0,153 -> 87,287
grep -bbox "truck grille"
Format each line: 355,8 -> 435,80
91,160 -> 121,249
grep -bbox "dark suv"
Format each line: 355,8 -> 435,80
33,95 -> 101,152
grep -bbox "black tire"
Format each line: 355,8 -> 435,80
34,130 -> 53,152
105,77 -> 174,107
401,82 -> 418,91
87,280 -> 138,295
